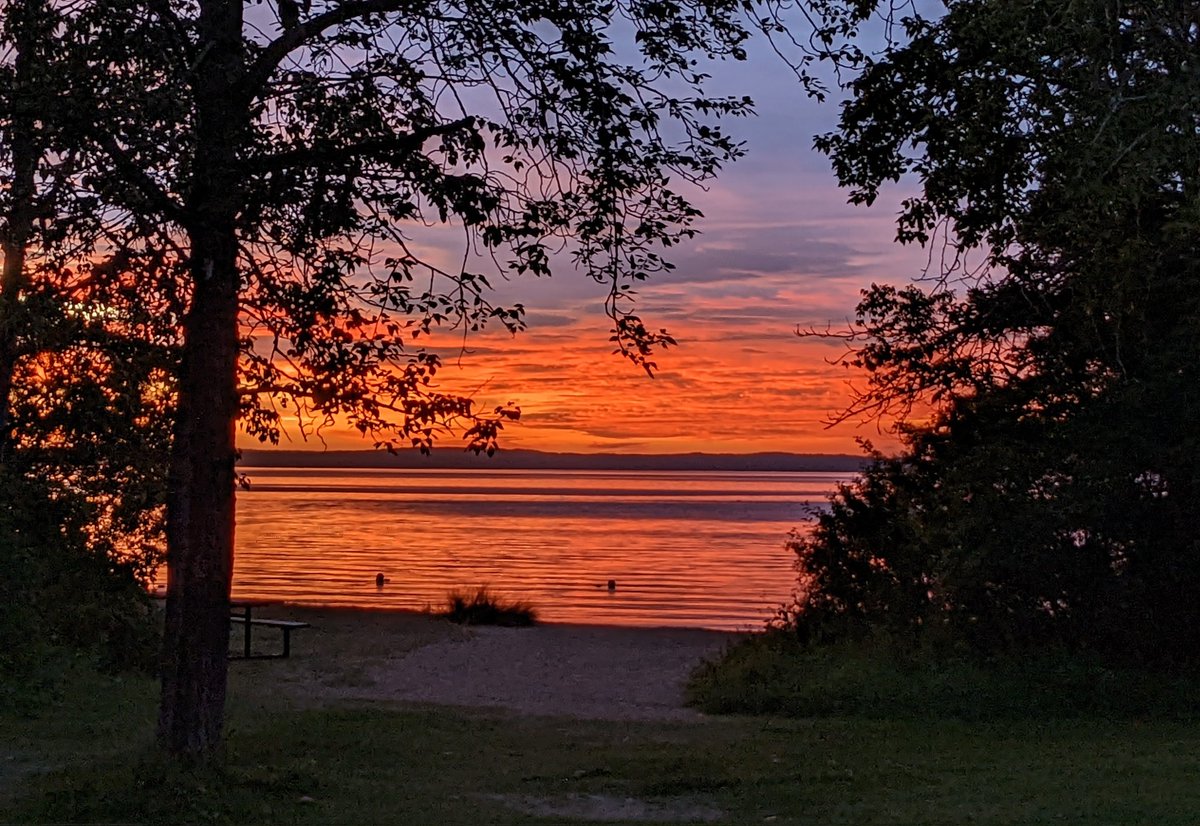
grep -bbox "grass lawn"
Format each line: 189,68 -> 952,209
3,617 -> 1200,824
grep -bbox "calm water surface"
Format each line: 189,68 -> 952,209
232,468 -> 842,630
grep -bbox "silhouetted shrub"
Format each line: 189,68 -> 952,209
439,587 -> 537,627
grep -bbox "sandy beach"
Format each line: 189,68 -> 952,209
229,606 -> 744,721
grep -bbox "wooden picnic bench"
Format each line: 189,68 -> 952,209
230,600 -> 310,659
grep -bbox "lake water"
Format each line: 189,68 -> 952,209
232,468 -> 843,631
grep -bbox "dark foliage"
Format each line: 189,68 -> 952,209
0,0 -> 171,705
790,0 -> 1200,668
0,470 -> 161,711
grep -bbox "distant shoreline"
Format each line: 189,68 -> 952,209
238,448 -> 866,473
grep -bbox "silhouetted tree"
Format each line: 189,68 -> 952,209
0,0 -> 47,464
58,0 -> 820,757
792,1 -> 1200,666
0,0 -> 175,692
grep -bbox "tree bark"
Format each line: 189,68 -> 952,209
156,0 -> 245,759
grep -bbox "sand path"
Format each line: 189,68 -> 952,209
232,609 -> 742,721
338,622 -> 737,720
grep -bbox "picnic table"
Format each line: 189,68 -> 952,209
229,599 -> 310,659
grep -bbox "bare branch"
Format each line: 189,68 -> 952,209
241,0 -> 425,104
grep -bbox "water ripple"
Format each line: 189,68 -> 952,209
231,468 -> 842,630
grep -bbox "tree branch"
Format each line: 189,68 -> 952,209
92,133 -> 189,226
241,0 -> 424,104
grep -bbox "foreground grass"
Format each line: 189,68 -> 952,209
3,622 -> 1200,824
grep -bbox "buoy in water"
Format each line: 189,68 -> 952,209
375,572 -> 386,587
607,579 -> 617,592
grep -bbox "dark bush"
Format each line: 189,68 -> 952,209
0,471 -> 161,710
439,587 -> 537,627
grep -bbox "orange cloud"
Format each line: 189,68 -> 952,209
260,294 -> 902,456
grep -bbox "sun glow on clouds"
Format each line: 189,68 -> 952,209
278,175 -> 921,456
250,56 -> 928,457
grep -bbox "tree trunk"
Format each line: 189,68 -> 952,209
155,240 -> 240,757
156,0 -> 245,759
0,0 -> 42,467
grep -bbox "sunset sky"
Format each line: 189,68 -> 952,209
267,45 -> 926,456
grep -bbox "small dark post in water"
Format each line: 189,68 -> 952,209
607,579 -> 617,592
375,572 -> 385,587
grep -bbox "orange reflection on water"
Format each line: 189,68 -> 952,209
231,468 -> 841,631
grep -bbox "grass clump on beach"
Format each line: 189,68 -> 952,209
439,587 -> 537,627
688,629 -> 1200,720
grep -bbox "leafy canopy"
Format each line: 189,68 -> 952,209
791,0 -> 1200,666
